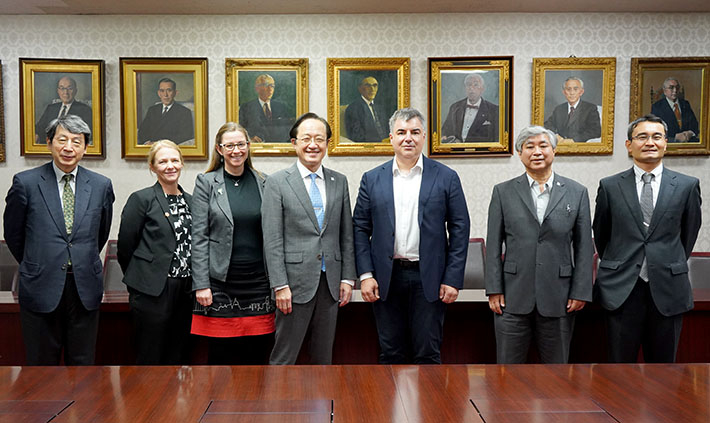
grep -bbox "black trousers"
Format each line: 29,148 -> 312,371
129,277 -> 193,365
19,272 -> 99,365
606,278 -> 684,363
208,333 -> 275,365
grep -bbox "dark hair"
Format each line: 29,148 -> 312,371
289,112 -> 332,140
158,77 -> 176,90
46,114 -> 91,144
627,114 -> 668,140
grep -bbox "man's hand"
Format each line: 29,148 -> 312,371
339,283 -> 352,307
360,278 -> 380,302
675,131 -> 693,142
488,294 -> 505,314
566,299 -> 585,313
276,286 -> 293,314
195,288 -> 213,307
439,284 -> 459,304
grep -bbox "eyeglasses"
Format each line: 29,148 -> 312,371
257,83 -> 275,88
296,137 -> 327,145
53,137 -> 84,148
220,142 -> 249,151
632,133 -> 666,142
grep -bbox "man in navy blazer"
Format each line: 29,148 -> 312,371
441,73 -> 499,143
593,114 -> 702,363
35,76 -> 92,143
650,77 -> 699,142
4,115 -> 114,365
353,108 -> 470,364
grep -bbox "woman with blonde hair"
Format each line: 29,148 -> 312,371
191,122 -> 275,364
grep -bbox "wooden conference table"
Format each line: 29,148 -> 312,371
1,363 -> 708,422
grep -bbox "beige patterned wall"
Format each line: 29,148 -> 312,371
0,13 -> 708,251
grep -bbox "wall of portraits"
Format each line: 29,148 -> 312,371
0,13 -> 708,251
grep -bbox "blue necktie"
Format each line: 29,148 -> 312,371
309,173 -> 325,271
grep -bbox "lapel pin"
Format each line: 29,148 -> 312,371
330,177 -> 334,181
165,212 -> 170,217
556,182 -> 561,186
566,204 -> 571,213
217,188 -> 223,195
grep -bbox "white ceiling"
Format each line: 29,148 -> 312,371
1,0 -> 710,15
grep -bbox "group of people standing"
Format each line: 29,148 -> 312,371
3,106 -> 702,367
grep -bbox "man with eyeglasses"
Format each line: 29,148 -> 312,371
35,75 -> 93,144
261,112 -> 356,364
651,77 -> 699,142
239,74 -> 292,143
4,114 -> 114,365
344,76 -> 389,142
593,114 -> 702,363
543,77 -> 601,143
138,77 -> 194,145
441,73 -> 499,143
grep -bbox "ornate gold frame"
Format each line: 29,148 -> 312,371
532,57 -> 616,155
326,57 -> 410,156
20,58 -> 105,157
630,57 -> 710,156
225,58 -> 308,156
428,56 -> 513,157
120,57 -> 208,159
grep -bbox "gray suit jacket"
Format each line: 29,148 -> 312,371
191,167 -> 266,291
261,163 -> 356,304
485,173 -> 594,317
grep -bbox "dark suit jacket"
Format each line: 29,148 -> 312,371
544,100 -> 601,142
593,167 -> 702,316
138,102 -> 194,145
651,98 -> 699,142
261,163 -> 356,304
117,183 -> 193,297
344,97 -> 389,142
352,156 -> 470,303
3,162 -> 114,313
35,101 -> 93,141
441,98 -> 499,142
239,99 -> 292,142
485,173 -> 593,317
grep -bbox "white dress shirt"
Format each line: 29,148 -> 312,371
567,100 -> 580,114
52,162 -> 78,210
526,172 -> 554,225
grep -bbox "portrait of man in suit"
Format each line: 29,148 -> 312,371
353,107 -> 470,364
35,75 -> 93,144
138,77 -> 194,145
441,73 -> 499,143
485,125 -> 593,364
4,114 -> 114,365
261,112 -> 356,365
543,77 -> 601,143
344,76 -> 389,142
650,77 -> 699,143
239,74 -> 293,143
593,114 -> 702,363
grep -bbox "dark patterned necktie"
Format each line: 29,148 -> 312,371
62,174 -> 75,235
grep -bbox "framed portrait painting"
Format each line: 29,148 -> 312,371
428,56 -> 513,157
120,57 -> 208,159
630,57 -> 710,156
326,57 -> 410,156
20,58 -> 105,157
226,58 -> 308,156
532,57 -> 616,155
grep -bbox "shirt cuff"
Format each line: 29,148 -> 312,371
341,279 -> 354,286
359,272 -> 374,282
274,285 -> 289,291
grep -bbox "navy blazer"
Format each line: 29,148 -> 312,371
651,98 -> 699,142
352,156 -> 470,302
4,162 -> 114,312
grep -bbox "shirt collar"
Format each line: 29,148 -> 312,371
526,171 -> 555,190
392,154 -> 424,176
665,97 -> 678,109
296,160 -> 324,180
466,98 -> 482,108
361,96 -> 375,105
568,100 -> 580,110
52,161 -> 78,183
633,163 -> 663,181
258,98 -> 270,108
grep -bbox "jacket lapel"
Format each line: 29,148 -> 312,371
380,161 -> 396,229
69,167 -> 91,241
213,169 -> 233,226
618,168 -> 647,236
152,182 -> 179,240
322,167 -> 336,232
647,169 -> 676,237
38,163 -> 69,240
543,176 -> 566,222
418,157 -> 438,225
513,174 -> 538,222
285,164 -> 320,232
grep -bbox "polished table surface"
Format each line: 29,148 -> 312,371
0,364 -> 708,422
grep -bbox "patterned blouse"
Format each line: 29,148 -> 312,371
166,194 -> 192,278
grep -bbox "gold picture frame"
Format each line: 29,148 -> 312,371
226,58 -> 308,156
428,56 -> 513,157
20,58 -> 105,157
630,57 -> 710,156
532,57 -> 616,155
120,57 -> 208,159
326,57 -> 410,156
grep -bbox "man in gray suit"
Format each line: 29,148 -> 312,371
485,125 -> 593,364
262,112 -> 356,365
593,114 -> 702,363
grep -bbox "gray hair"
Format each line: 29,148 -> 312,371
663,77 -> 679,89
564,76 -> 584,88
464,73 -> 484,87
627,114 -> 668,140
388,108 -> 426,134
46,114 -> 91,144
515,125 -> 557,152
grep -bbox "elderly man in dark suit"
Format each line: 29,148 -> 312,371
544,77 -> 601,143
650,77 -> 699,142
485,125 -> 593,364
4,114 -> 114,365
593,114 -> 702,363
344,76 -> 389,142
239,74 -> 292,143
262,112 -> 356,365
35,76 -> 93,143
441,73 -> 499,143
138,77 -> 194,145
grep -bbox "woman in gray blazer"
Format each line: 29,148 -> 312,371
190,122 -> 275,364
117,140 -> 193,364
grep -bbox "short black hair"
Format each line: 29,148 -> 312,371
289,112 -> 332,140
627,114 -> 668,140
158,77 -> 176,90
